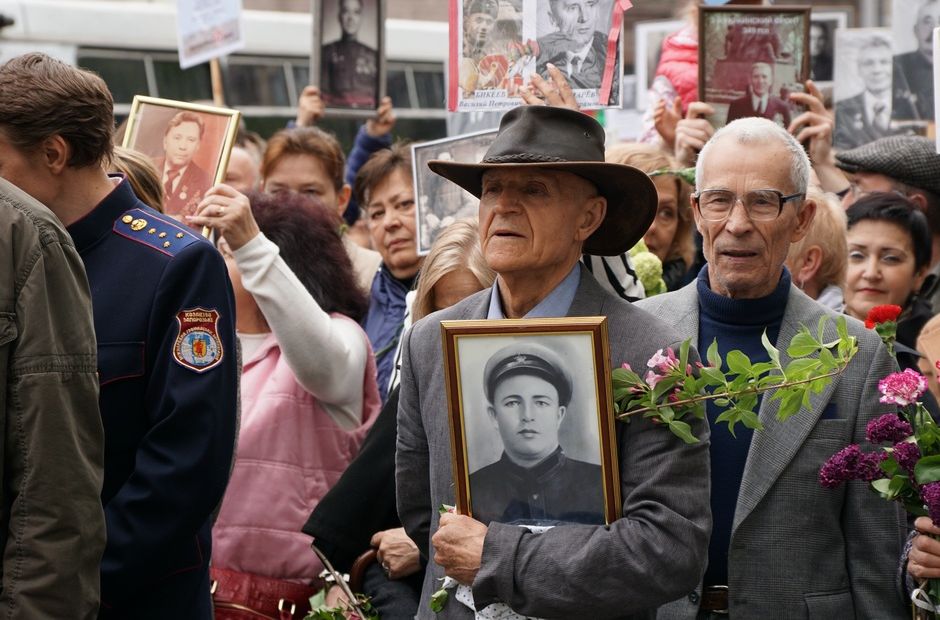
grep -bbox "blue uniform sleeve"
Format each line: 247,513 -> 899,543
343,124 -> 392,225
99,240 -> 238,606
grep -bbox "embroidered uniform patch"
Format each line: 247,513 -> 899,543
173,308 -> 224,373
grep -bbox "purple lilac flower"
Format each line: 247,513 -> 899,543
893,441 -> 921,474
866,414 -> 913,444
819,445 -> 886,488
878,369 -> 929,406
922,482 -> 940,524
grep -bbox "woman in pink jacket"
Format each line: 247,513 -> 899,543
188,187 -> 381,619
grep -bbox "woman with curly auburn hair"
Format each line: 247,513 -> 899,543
188,187 -> 380,619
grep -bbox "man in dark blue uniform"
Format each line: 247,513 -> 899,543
0,52 -> 237,619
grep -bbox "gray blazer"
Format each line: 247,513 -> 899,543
638,282 -> 908,619
396,270 -> 712,619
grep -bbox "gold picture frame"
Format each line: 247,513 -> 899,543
440,317 -> 621,526
122,96 -> 241,235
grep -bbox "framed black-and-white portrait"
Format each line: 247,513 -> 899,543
441,317 -> 620,527
890,0 -> 937,124
316,0 -> 385,110
699,5 -> 810,130
411,129 -> 496,255
809,9 -> 850,87
122,96 -> 241,230
832,28 -> 895,150
534,0 -> 622,108
634,19 -> 684,111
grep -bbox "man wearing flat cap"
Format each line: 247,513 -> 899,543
469,342 -> 604,526
835,136 -> 940,313
396,105 -> 710,619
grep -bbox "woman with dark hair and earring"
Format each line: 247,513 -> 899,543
843,192 -> 933,371
188,187 -> 381,619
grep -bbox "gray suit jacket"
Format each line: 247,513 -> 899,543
638,282 -> 908,619
397,270 -> 712,619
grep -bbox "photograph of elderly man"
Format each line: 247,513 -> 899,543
724,62 -> 791,126
892,0 -> 940,121
469,341 -> 604,526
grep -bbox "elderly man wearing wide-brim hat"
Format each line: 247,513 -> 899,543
396,105 -> 710,619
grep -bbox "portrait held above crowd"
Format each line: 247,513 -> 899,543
8,0 -> 940,618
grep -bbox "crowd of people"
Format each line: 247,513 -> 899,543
6,0 -> 940,618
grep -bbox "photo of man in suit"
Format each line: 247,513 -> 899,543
535,0 -> 618,102
725,62 -> 792,127
834,35 -> 894,150
468,342 -> 604,526
809,21 -> 833,82
639,117 -> 907,617
156,111 -> 212,219
321,0 -> 378,108
397,105 -> 709,619
892,0 -> 940,121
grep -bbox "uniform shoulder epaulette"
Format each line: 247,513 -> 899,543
112,208 -> 205,257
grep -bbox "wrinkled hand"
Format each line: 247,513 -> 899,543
295,85 -> 326,127
520,63 -> 580,111
431,513 -> 487,586
366,96 -> 396,137
909,517 -> 940,580
787,80 -> 834,166
371,527 -> 421,580
186,184 -> 259,250
674,102 -> 716,168
653,96 -> 682,150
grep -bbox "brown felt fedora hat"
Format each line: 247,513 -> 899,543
427,105 -> 657,256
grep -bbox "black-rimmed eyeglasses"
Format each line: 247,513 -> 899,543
692,189 -> 805,222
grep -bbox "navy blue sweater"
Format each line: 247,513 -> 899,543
697,267 -> 790,586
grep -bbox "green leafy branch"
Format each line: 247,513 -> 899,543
612,316 -> 858,443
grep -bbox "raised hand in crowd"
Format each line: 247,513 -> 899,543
653,96 -> 682,151
674,101 -> 716,168
295,84 -> 326,127
908,517 -> 940,580
366,95 -> 396,138
520,62 -> 580,111
787,80 -> 848,194
371,527 -> 421,580
186,184 -> 259,250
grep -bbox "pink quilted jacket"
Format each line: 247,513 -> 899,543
212,321 -> 380,583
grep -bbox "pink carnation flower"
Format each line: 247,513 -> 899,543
878,369 -> 928,406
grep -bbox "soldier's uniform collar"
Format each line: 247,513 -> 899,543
68,175 -> 135,252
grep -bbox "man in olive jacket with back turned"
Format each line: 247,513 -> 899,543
0,177 -> 106,618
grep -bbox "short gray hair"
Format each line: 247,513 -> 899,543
695,117 -> 810,195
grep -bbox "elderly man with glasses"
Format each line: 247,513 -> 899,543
638,117 -> 908,618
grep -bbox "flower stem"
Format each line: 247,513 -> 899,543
616,366 -> 847,419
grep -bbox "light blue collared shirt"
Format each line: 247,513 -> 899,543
486,263 -> 581,319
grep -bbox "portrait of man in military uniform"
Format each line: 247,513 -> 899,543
320,0 -> 380,109
891,0 -> 940,122
465,340 -> 606,527
154,112 -> 213,220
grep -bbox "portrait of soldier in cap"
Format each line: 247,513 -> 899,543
468,341 -> 604,526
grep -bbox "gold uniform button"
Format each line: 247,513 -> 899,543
158,232 -> 167,238
176,232 -> 185,239
163,241 -> 171,248
130,218 -> 147,231
121,215 -> 133,224
147,228 -> 156,234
